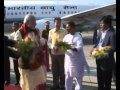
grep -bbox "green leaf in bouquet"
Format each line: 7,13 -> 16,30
15,40 -> 35,59
55,41 -> 72,50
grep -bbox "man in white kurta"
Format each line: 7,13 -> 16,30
63,21 -> 89,90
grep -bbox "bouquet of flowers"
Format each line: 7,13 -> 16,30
15,36 -> 43,70
55,41 -> 72,51
91,46 -> 111,59
15,37 -> 35,59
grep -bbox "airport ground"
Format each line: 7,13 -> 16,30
4,29 -> 116,90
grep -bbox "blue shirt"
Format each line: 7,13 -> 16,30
97,28 -> 109,47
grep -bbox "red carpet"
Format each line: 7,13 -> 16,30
4,85 -> 21,90
4,84 -> 46,90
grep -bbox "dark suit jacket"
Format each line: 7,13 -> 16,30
4,36 -> 18,60
4,36 -> 16,47
94,28 -> 116,71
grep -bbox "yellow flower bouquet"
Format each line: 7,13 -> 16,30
55,41 -> 72,51
91,46 -> 111,59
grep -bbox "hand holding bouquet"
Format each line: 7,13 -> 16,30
15,38 -> 35,59
91,46 -> 111,59
55,41 -> 72,51
15,36 -> 43,70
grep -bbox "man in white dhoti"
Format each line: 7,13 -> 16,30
63,21 -> 89,90
15,14 -> 47,90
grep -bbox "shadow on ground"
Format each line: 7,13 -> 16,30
46,79 -> 116,90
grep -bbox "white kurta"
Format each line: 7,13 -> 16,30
63,32 -> 89,77
63,32 -> 89,90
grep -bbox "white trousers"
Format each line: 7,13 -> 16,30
65,70 -> 84,90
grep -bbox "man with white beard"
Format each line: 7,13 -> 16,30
15,14 -> 49,90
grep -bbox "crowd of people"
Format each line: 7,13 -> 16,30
4,13 -> 116,90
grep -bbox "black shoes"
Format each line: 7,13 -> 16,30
50,85 -> 60,90
15,82 -> 20,86
60,87 -> 65,90
50,85 -> 65,90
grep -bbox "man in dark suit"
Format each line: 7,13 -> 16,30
93,26 -> 98,44
10,22 -> 20,85
4,7 -> 20,85
90,16 -> 116,90
4,35 -> 20,85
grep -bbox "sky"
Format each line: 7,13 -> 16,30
4,0 -> 116,6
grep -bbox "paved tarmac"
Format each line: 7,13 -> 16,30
7,32 -> 116,90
